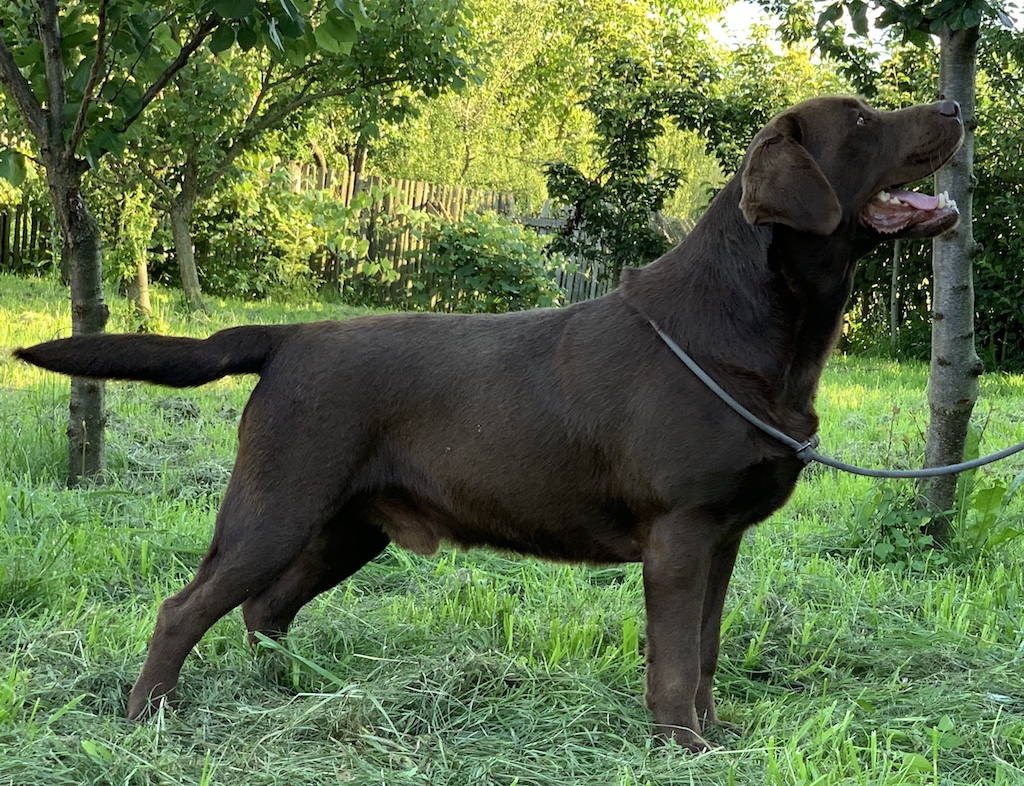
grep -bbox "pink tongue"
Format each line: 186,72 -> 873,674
891,189 -> 939,210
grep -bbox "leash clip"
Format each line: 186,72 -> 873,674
795,434 -> 820,464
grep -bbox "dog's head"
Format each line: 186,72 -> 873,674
739,96 -> 964,239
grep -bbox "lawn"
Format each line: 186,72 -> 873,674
1,273 -> 1022,785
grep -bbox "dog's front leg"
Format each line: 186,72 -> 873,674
641,514 -> 714,753
695,534 -> 743,727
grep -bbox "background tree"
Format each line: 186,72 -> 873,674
372,0 -> 725,212
121,0 -> 471,312
544,56 -> 684,286
0,0 -> 355,483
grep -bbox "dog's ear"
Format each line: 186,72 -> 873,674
740,114 -> 842,236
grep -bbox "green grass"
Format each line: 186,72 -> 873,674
1,272 -> 1023,785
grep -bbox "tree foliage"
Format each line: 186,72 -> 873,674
372,0 -> 726,212
544,56 -> 683,285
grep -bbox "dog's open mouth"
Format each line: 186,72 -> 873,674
860,188 -> 960,235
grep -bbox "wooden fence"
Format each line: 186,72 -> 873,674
0,170 -> 618,308
289,163 -> 516,218
0,203 -> 51,274
287,165 -> 611,306
518,215 -> 612,303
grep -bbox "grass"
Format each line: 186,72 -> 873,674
1,272 -> 1023,785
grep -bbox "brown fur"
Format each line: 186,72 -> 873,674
15,96 -> 963,751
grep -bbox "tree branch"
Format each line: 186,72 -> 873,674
0,36 -> 47,144
240,60 -> 277,133
135,154 -> 176,202
67,0 -> 109,158
117,14 -> 220,133
197,76 -> 407,195
36,0 -> 68,154
37,0 -> 66,118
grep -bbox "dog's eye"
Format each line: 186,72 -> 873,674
856,112 -> 867,126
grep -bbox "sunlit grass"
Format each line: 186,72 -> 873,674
2,272 -> 1023,785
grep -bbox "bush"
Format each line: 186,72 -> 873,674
411,211 -> 565,313
189,167 -> 315,299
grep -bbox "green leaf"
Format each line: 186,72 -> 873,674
0,150 -> 28,187
961,7 -> 983,28
280,0 -> 302,21
895,752 -> 932,775
904,28 -> 933,48
323,12 -> 359,42
314,14 -> 356,55
267,17 -> 284,51
213,0 -> 256,18
313,24 -> 340,52
83,128 -> 126,169
816,3 -> 843,28
209,22 -> 236,54
81,739 -> 113,764
67,57 -> 95,96
850,2 -> 869,36
236,21 -> 258,50
62,27 -> 99,52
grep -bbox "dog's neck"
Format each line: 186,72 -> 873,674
620,175 -> 862,426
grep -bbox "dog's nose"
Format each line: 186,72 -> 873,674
936,100 -> 961,119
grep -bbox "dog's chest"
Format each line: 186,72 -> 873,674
688,453 -> 806,533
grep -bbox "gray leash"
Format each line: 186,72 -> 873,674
649,321 -> 1024,479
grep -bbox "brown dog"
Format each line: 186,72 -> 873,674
17,96 -> 963,752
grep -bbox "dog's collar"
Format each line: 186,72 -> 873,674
646,319 -> 820,462
646,318 -> 1024,478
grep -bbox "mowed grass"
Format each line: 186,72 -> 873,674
1,272 -> 1023,785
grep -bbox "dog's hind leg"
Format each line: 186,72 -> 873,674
127,479 -> 335,721
242,516 -> 389,642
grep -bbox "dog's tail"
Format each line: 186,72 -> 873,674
14,325 -> 299,388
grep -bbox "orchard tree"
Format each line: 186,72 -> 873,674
0,0 -> 359,483
374,0 -> 725,210
125,0 -> 471,312
544,56 -> 685,286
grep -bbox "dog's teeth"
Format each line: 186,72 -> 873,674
938,192 -> 948,209
877,190 -> 905,205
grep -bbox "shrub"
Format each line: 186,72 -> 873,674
189,167 -> 315,299
411,211 -> 565,313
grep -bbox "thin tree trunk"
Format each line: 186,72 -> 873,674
49,171 -> 109,485
169,197 -> 207,313
128,256 -> 152,321
351,141 -> 368,194
890,238 -> 901,354
311,140 -> 328,189
920,24 -> 983,545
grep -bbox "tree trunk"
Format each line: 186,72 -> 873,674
920,24 -> 983,545
169,195 -> 207,313
351,141 -> 368,194
128,256 -> 152,322
48,169 -> 109,485
889,238 -> 901,353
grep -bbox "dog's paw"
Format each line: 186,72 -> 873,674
654,724 -> 716,754
127,682 -> 176,722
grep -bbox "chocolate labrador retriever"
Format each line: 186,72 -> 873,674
17,96 -> 963,751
